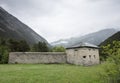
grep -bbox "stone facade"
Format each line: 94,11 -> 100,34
66,47 -> 99,66
9,52 -> 66,64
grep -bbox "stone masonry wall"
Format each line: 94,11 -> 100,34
66,48 -> 99,66
9,52 -> 66,64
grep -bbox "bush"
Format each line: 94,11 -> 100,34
51,46 -> 65,52
0,46 -> 9,63
100,41 -> 120,83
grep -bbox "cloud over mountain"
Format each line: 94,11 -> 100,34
0,0 -> 120,42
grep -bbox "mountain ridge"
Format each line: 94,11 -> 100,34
51,28 -> 119,47
100,31 -> 120,46
0,7 -> 48,45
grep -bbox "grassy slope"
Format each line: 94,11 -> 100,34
0,64 -> 103,83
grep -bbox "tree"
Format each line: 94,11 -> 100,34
0,38 -> 6,46
51,46 -> 65,52
17,40 -> 30,52
31,42 -> 49,52
7,39 -> 30,52
7,39 -> 19,52
0,38 -> 9,63
0,46 -> 9,63
0,38 -> 30,63
100,41 -> 120,83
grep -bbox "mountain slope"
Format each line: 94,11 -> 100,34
0,7 -> 48,45
51,28 -> 119,47
100,31 -> 120,46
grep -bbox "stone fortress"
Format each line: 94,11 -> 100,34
9,42 -> 100,66
66,42 -> 99,66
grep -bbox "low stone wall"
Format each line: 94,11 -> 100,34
9,52 -> 66,64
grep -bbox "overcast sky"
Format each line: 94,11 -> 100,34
0,0 -> 120,42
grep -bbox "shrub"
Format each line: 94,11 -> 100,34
51,46 -> 65,52
0,46 -> 9,63
100,41 -> 120,83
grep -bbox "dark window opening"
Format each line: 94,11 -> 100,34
83,56 -> 86,58
75,49 -> 78,51
89,55 -> 91,58
94,55 -> 96,58
89,49 -> 91,51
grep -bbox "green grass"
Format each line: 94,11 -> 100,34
0,64 -> 103,83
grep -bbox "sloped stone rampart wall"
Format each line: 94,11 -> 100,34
9,52 -> 66,64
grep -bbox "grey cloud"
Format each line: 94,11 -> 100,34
0,0 -> 61,16
0,0 -> 120,42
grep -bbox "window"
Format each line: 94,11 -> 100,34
89,49 -> 91,51
94,55 -> 96,58
83,56 -> 86,58
89,55 -> 91,58
74,49 -> 78,51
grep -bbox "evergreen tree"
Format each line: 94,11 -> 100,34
0,38 -> 6,46
18,40 -> 30,52
7,39 -> 19,52
0,38 -> 30,63
7,39 -> 30,52
0,46 -> 9,63
0,38 -> 9,63
31,42 -> 49,52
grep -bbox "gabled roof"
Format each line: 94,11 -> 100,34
66,42 -> 99,49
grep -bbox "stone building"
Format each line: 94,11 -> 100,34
9,42 -> 100,66
66,42 -> 99,66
